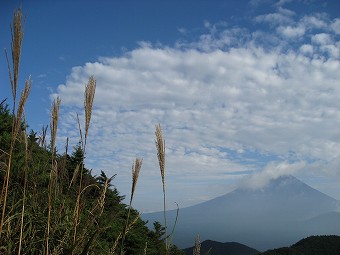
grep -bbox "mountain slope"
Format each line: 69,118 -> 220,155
183,240 -> 259,255
143,175 -> 340,251
260,235 -> 340,255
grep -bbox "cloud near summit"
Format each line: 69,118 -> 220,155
52,7 -> 340,210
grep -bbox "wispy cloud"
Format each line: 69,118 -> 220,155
240,161 -> 307,189
331,18 -> 340,34
51,6 -> 340,211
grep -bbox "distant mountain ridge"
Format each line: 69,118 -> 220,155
183,240 -> 259,255
260,235 -> 340,255
142,175 -> 340,251
182,235 -> 340,255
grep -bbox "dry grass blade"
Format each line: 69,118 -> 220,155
68,164 -> 80,190
73,75 -> 96,246
193,235 -> 201,255
88,180 -> 107,216
47,97 -> 61,255
155,124 -> 168,253
125,213 -> 140,234
168,202 -> 180,247
131,158 -> 142,202
0,79 -> 30,239
155,124 -> 165,190
97,179 -> 108,214
4,8 -> 24,101
39,125 -> 48,148
143,242 -> 148,255
14,78 -> 31,138
120,158 -> 143,255
117,212 -> 141,254
11,8 -> 24,99
110,232 -> 122,254
60,137 -> 69,190
0,8 -> 25,238
18,117 -> 28,255
50,97 -> 61,154
84,75 -> 96,142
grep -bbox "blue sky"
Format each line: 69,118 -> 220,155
1,0 -> 340,212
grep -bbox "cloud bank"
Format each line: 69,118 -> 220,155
52,4 -> 340,211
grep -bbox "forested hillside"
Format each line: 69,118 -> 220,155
0,93 -> 185,255
183,240 -> 259,255
260,236 -> 340,255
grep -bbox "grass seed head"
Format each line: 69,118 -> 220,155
84,75 -> 96,141
15,78 -> 31,138
131,158 -> 143,201
155,124 -> 165,188
50,97 -> 61,154
193,235 -> 201,255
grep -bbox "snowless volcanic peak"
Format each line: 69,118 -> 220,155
142,175 -> 340,251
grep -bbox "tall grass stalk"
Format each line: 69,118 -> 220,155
9,8 -> 24,100
18,116 -> 29,255
73,76 -> 96,247
0,7 -> 24,237
120,158 -> 142,255
0,80 -> 30,238
84,75 -> 96,145
193,235 -> 201,255
46,97 -> 61,255
39,125 -> 48,149
155,124 -> 168,253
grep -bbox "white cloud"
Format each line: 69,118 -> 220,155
254,6 -> 295,26
275,0 -> 293,7
320,44 -> 340,59
301,14 -> 328,30
177,27 -> 187,35
240,161 -> 306,189
310,33 -> 339,58
277,25 -> 305,38
277,6 -> 295,17
299,44 -> 313,55
331,18 -> 340,34
312,33 -> 333,45
255,13 -> 293,26
52,7 -> 340,211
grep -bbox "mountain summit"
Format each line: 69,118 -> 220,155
143,175 -> 340,251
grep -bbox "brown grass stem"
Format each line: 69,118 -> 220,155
15,78 -> 31,137
0,8 -> 24,238
18,117 -> 29,255
84,75 -> 96,144
73,76 -> 96,249
0,80 -> 30,238
50,97 -> 61,156
10,7 -> 24,100
73,114 -> 84,246
155,124 -> 168,253
46,97 -> 61,255
193,235 -> 201,255
120,158 -> 142,255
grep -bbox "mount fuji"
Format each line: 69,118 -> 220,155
142,175 -> 340,251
